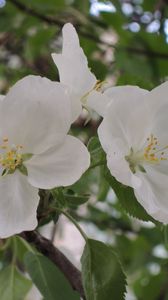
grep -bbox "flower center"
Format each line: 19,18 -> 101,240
125,134 -> 168,174
0,137 -> 32,176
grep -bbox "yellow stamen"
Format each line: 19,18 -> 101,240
0,137 -> 24,173
143,134 -> 168,163
125,134 -> 168,174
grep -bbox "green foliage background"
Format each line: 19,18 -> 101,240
0,0 -> 168,299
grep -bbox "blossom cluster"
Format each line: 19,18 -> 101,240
1,23 -> 168,237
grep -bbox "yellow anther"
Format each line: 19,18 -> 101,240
143,134 -> 168,163
0,137 -> 24,173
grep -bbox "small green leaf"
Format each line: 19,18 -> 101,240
22,153 -> 33,161
0,265 -> 32,300
88,137 -> 102,152
12,236 -> 35,262
64,192 -> 90,208
81,239 -> 126,300
18,164 -> 28,176
87,137 -> 106,169
52,188 -> 89,209
51,187 -> 66,208
24,252 -> 80,300
1,169 -> 8,176
104,167 -> 157,223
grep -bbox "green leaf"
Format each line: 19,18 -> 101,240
81,239 -> 126,300
88,136 -> 101,152
104,167 -> 157,223
0,265 -> 32,300
52,187 -> 89,209
18,164 -> 28,176
64,192 -> 90,208
25,28 -> 56,60
12,236 -> 35,262
133,271 -> 167,300
97,166 -> 110,201
73,0 -> 90,13
21,0 -> 66,12
51,187 -> 66,208
22,153 -> 33,161
24,252 -> 80,300
87,137 -> 106,169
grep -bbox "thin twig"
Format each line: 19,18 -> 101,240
20,231 -> 86,300
7,0 -> 64,27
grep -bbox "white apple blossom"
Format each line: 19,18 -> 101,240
97,83 -> 168,223
0,95 -> 5,101
87,86 -> 131,117
0,75 -> 90,238
51,23 -> 97,121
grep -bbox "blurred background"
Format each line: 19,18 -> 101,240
1,1 -> 168,299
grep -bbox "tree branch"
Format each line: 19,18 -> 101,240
20,231 -> 86,300
7,0 -> 64,27
8,0 -> 168,60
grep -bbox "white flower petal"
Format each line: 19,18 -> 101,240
104,85 -> 145,98
68,90 -> 82,123
134,167 -> 168,223
0,171 -> 39,238
52,23 -> 96,98
0,95 -> 5,101
87,90 -> 112,117
25,135 -> 90,189
147,81 -> 168,112
107,150 -> 132,186
97,82 -> 168,224
98,86 -> 150,151
0,76 -> 71,154
147,82 -> 168,146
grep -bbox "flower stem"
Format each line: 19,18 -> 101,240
57,208 -> 88,242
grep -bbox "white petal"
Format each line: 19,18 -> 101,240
147,81 -> 168,112
0,96 -> 5,137
106,146 -> 133,186
0,95 -> 5,101
87,90 -> 112,117
25,135 -> 90,189
88,86 -> 147,118
99,134 -> 140,188
98,86 -> 150,151
0,171 -> 39,238
52,23 -> 96,98
68,90 -> 82,122
134,167 -> 168,223
0,76 -> 71,154
145,82 -> 168,146
97,86 -> 152,188
104,85 -> 145,98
